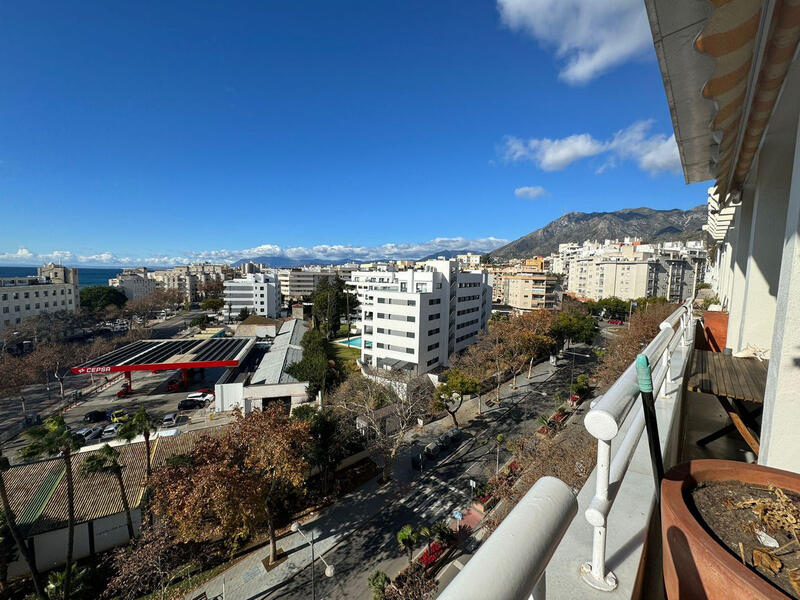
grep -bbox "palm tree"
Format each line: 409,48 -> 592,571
81,444 -> 134,539
396,524 -> 419,567
44,565 -> 86,600
367,569 -> 390,600
0,450 -> 45,599
431,519 -> 454,547
21,415 -> 82,600
119,408 -> 157,478
418,526 -> 432,552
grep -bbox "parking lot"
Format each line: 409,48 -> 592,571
4,365 -> 230,463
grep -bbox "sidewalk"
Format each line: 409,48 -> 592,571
186,478 -> 393,600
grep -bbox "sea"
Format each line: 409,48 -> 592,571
0,266 -> 124,289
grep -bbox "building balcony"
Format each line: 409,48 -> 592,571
439,301 -> 774,600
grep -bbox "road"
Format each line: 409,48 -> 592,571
262,351 -> 596,600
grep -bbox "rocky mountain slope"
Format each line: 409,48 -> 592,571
488,205 -> 706,259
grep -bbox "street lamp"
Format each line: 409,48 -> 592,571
291,522 -> 334,600
562,350 -> 591,389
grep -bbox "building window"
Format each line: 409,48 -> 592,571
427,357 -> 438,367
428,328 -> 439,336
0,294 -> 5,300
428,313 -> 440,321
2,307 -> 7,313
14,306 -> 20,312
429,298 -> 441,305
427,342 -> 439,351
24,292 -> 29,298
35,303 -> 40,309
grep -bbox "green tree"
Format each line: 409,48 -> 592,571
551,312 -> 597,349
0,450 -> 45,599
44,565 -> 87,600
285,329 -> 342,400
396,525 -> 419,567
79,286 -> 127,315
20,416 -> 82,600
431,519 -> 454,546
200,297 -> 224,312
236,307 -> 251,322
431,369 -> 479,428
367,570 -> 390,600
311,276 -> 359,340
119,408 -> 158,479
81,444 -> 135,539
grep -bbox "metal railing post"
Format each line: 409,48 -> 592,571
580,439 -> 617,590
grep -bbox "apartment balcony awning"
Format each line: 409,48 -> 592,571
646,0 -> 800,204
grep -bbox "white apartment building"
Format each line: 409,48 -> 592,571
0,264 -> 80,333
223,273 -> 281,319
350,260 -> 491,375
456,252 -> 482,267
276,267 -> 352,302
108,268 -> 157,301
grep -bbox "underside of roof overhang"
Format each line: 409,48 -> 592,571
646,0 -> 800,206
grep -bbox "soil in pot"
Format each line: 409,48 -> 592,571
687,480 -> 800,598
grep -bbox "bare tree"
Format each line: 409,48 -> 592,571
332,371 -> 431,482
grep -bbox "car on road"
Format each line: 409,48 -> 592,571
178,399 -> 205,411
102,423 -> 122,439
162,412 -> 178,428
21,413 -> 42,429
608,318 -> 624,325
439,427 -> 461,448
76,426 -> 103,442
424,441 -> 441,459
83,410 -> 106,423
106,409 -> 129,423
193,388 -> 215,396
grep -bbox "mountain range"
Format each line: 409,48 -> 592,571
488,205 -> 707,259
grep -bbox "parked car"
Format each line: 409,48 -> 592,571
442,427 -> 462,446
102,423 -> 122,439
185,392 -> 214,404
21,413 -> 42,429
162,413 -> 178,428
194,388 -> 215,396
76,426 -> 103,441
83,410 -> 106,423
106,409 -> 129,423
424,441 -> 441,459
178,399 -> 204,411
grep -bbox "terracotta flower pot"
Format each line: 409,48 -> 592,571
662,459 -> 800,600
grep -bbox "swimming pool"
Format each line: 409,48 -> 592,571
340,336 -> 362,348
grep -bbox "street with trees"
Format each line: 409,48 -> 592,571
200,297 -> 224,312
332,372 -> 431,482
430,369 -> 479,428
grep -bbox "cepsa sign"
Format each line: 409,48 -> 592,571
74,366 -> 113,374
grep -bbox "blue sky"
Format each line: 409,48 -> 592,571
0,1 -> 708,266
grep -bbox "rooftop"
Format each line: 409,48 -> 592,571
250,318 -> 307,385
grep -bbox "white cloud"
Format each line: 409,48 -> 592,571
0,237 -> 510,267
497,0 -> 652,84
503,134 -> 604,170
502,120 -> 680,175
514,186 -> 548,199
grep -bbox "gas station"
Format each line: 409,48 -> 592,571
71,337 -> 255,396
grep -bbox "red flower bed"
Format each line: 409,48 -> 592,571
552,412 -> 567,423
418,542 -> 446,567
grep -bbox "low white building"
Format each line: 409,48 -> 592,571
108,268 -> 158,300
215,319 -> 312,413
223,272 -> 281,319
350,260 -> 491,375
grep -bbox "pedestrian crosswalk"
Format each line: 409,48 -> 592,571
398,473 -> 471,522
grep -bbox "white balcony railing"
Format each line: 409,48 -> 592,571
439,300 -> 695,600
581,299 -> 692,590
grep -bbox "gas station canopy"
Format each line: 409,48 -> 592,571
70,337 -> 255,375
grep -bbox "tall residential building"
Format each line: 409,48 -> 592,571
505,273 -> 560,310
223,273 -> 281,319
0,264 -> 80,332
108,268 -> 158,301
350,260 -> 491,375
276,267 -> 353,302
